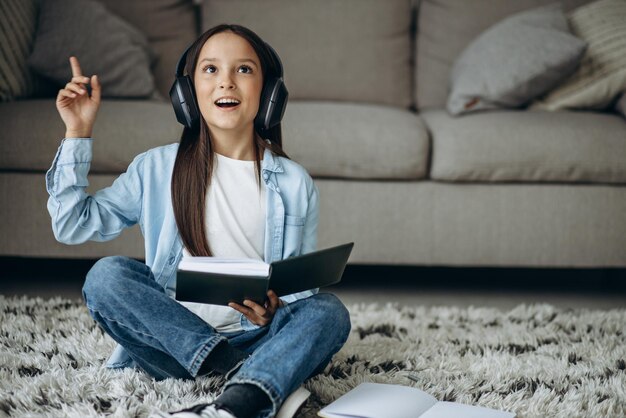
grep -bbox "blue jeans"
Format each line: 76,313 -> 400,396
82,256 -> 351,418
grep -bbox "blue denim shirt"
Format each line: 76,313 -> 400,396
46,138 -> 320,368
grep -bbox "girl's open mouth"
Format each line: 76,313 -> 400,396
215,98 -> 241,111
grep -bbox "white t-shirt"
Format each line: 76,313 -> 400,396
179,152 -> 266,333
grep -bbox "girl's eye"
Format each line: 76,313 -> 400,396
238,65 -> 253,74
203,65 -> 216,73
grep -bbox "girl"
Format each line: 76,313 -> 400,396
47,24 -> 351,418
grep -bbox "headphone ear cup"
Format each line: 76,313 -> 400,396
254,80 -> 273,131
169,76 -> 200,129
255,77 -> 288,132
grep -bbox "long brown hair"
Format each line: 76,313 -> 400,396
171,24 -> 290,257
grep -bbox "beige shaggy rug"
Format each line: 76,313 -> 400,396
0,295 -> 625,417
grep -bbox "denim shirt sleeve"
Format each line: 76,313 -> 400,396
278,180 -> 320,306
45,138 -> 145,244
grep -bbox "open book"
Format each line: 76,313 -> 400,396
175,242 -> 354,306
318,383 -> 515,418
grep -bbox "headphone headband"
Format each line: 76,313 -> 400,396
174,46 -> 188,78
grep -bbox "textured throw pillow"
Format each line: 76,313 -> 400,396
27,0 -> 158,99
0,0 -> 57,101
532,0 -> 626,110
447,3 -> 587,116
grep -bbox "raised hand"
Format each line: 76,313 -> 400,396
56,56 -> 101,138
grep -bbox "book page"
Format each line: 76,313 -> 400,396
318,383 -> 437,418
178,257 -> 269,276
419,401 -> 515,418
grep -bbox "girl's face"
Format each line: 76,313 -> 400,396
193,32 -> 264,136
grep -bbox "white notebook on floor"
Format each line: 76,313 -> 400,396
318,382 -> 515,418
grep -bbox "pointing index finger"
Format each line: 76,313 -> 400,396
70,56 -> 83,77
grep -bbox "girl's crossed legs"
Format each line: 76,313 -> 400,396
82,256 -> 351,418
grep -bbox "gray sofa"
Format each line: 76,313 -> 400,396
1,0 -> 625,268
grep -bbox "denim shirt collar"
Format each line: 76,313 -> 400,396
261,146 -> 284,174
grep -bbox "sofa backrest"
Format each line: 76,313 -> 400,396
202,0 -> 415,109
98,0 -> 198,100
91,0 -> 599,110
415,0 -> 591,110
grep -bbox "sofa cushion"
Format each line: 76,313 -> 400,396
416,0 -> 590,110
447,3 -> 586,115
0,99 -> 429,180
531,0 -> 626,111
203,0 -> 413,108
279,101 -> 429,179
0,100 -> 181,172
28,0 -> 158,99
422,109 -> 626,184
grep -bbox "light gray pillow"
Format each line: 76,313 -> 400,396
447,3 -> 587,116
27,0 -> 158,99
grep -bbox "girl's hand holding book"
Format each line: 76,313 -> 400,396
56,56 -> 101,138
229,290 -> 284,327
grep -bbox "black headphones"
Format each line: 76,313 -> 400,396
169,40 -> 288,132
